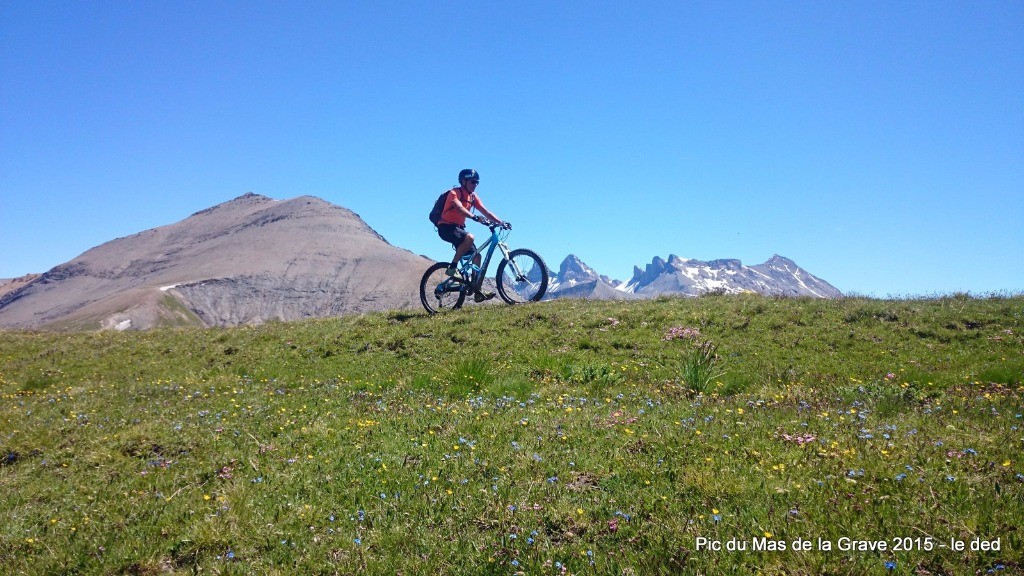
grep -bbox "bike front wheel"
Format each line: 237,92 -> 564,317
420,262 -> 467,314
496,248 -> 548,304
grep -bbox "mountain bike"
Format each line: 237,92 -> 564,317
420,221 -> 549,314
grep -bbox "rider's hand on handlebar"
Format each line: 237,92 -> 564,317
501,221 -> 512,230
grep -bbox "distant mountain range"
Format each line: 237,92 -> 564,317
544,253 -> 841,300
0,193 -> 841,330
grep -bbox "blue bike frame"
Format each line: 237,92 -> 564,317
436,224 -> 516,296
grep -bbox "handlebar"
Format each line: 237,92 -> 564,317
474,216 -> 512,230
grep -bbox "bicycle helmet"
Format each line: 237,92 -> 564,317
458,169 -> 480,183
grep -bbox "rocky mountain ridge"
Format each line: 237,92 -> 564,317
544,253 -> 841,299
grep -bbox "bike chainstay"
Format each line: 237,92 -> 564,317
434,274 -> 463,299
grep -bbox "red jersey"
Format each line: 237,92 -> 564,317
438,186 -> 480,227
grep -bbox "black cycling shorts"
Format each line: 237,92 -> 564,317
437,224 -> 472,250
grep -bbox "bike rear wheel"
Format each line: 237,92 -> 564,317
496,248 -> 548,304
420,262 -> 467,314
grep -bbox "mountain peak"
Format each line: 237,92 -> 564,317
558,254 -> 598,280
190,192 -> 274,218
546,255 -> 635,301
0,193 -> 430,330
235,191 -> 269,201
764,254 -> 798,268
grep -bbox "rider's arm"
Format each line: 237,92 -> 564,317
454,202 -> 477,220
448,192 -> 477,221
472,198 -> 501,224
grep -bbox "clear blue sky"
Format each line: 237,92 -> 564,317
2,1 -> 1022,296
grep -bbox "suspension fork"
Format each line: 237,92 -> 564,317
497,243 -> 525,279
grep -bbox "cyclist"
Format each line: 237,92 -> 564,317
436,168 -> 509,302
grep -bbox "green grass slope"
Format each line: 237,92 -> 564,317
1,295 -> 1022,575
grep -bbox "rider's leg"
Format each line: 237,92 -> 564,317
453,233 -> 474,263
447,233 -> 475,279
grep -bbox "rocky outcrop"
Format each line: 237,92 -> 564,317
0,274 -> 41,301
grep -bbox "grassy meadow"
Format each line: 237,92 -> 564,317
1,294 -> 1022,575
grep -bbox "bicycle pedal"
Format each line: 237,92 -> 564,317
474,291 -> 496,303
